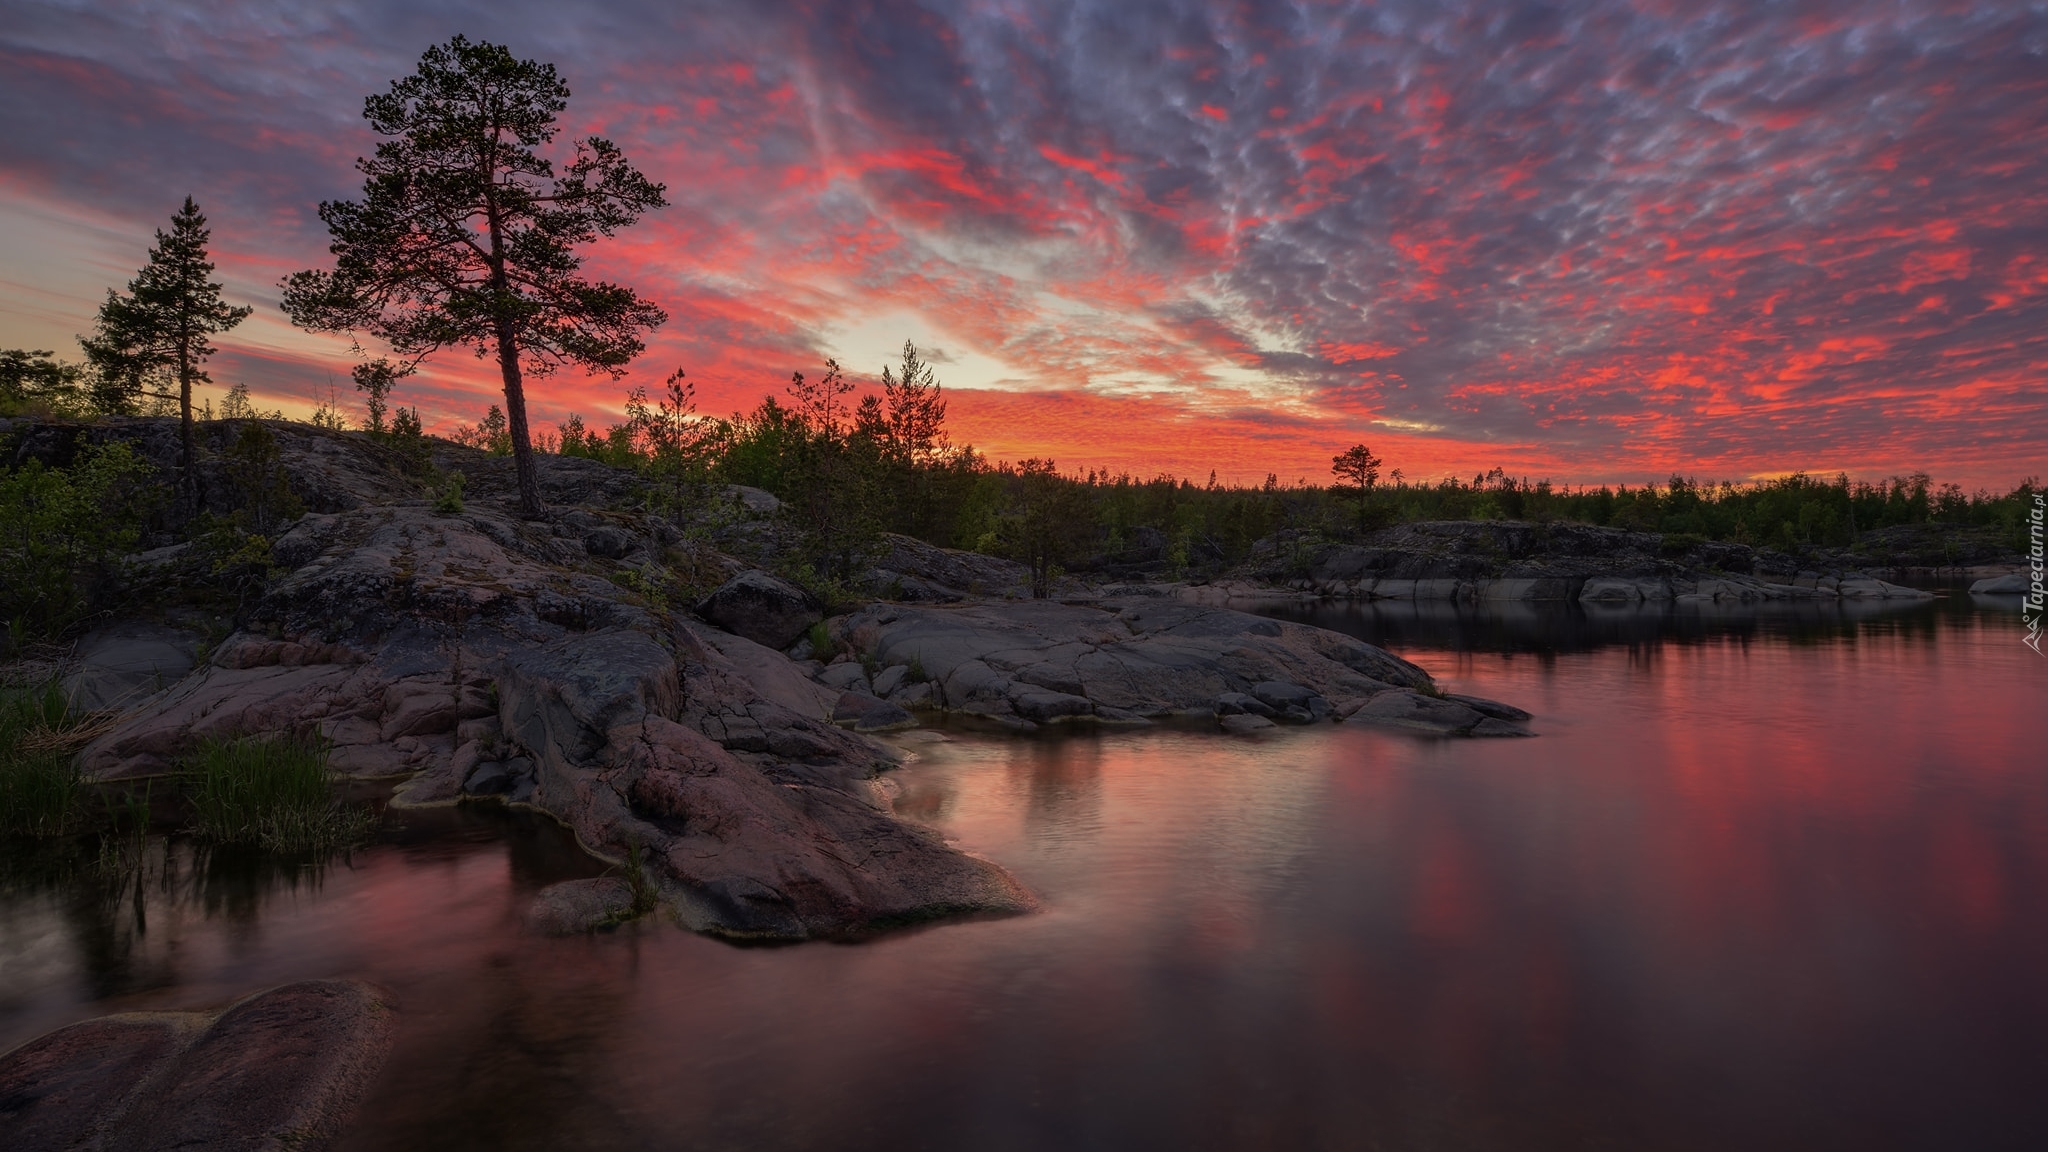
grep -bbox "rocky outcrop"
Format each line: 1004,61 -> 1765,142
0,981 -> 393,1152
42,422 -> 1538,943
1257,521 -> 1934,603
861,532 -> 1039,601
819,598 -> 1524,736
75,485 -> 1031,939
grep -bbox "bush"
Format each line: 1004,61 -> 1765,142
0,442 -> 157,645
185,735 -> 374,853
432,470 -> 465,514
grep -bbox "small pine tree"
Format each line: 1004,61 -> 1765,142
80,197 -> 253,486
352,359 -> 403,435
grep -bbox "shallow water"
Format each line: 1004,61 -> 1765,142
3,590 -> 2044,1150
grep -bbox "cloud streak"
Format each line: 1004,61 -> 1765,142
1,0 -> 2044,487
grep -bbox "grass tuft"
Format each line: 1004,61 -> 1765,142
0,678 -> 87,837
185,735 -> 375,853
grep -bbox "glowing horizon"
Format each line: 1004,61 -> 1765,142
1,2 -> 2043,490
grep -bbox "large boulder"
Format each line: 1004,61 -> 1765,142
0,981 -> 393,1152
695,571 -> 822,649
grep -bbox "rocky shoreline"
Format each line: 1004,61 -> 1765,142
9,419 -> 1534,946
8,417 -> 1993,946
1251,520 -> 1950,604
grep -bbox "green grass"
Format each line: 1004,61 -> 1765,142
185,735 -> 375,853
0,678 -> 87,837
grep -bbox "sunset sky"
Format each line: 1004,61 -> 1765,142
1,1 -> 2043,488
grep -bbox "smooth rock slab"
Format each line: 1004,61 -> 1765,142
1444,693 -> 1533,723
1344,690 -> 1490,736
0,981 -> 393,1152
1220,713 -> 1277,734
0,1014 -> 205,1152
1968,572 -> 2029,594
60,623 -> 200,713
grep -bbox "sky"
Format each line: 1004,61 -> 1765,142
1,1 -> 2044,489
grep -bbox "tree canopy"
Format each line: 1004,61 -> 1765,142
282,34 -> 668,517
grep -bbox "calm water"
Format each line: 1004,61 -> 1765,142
2,590 -> 2044,1150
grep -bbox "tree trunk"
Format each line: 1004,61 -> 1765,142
177,334 -> 196,501
494,318 -> 545,518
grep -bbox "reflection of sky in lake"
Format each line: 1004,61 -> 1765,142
2,595 -> 2044,1150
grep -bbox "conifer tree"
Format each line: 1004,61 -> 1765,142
81,197 -> 252,484
282,35 -> 668,517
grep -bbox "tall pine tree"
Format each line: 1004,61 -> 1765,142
282,36 -> 668,517
81,197 -> 252,484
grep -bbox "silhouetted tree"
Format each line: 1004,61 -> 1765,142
881,340 -> 947,464
351,359 -> 404,435
81,197 -> 252,484
282,35 -> 668,517
1331,443 -> 1384,531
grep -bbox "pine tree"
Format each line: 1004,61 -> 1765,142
80,197 -> 252,485
1331,444 -> 1384,532
282,35 -> 668,518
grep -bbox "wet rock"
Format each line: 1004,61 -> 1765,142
1836,577 -> 1934,600
1011,689 -> 1094,723
524,877 -> 639,935
0,981 -> 394,1152
1444,694 -> 1533,723
831,691 -> 916,732
695,571 -> 822,649
1220,713 -> 1276,734
1250,681 -> 1329,720
1344,690 -> 1489,736
1215,692 -> 1277,718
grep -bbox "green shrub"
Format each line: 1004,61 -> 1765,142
0,442 -> 156,643
185,735 -> 373,853
432,470 -> 465,514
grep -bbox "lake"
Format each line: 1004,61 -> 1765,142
2,588 -> 2043,1150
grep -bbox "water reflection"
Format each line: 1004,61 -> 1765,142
1257,586 -> 1986,655
1,597 -> 2043,1150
